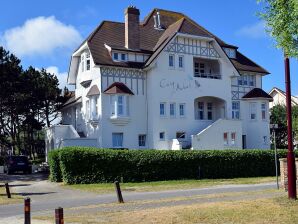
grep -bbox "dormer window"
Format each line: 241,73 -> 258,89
113,52 -> 128,62
223,48 -> 236,59
113,52 -> 119,60
81,50 -> 91,72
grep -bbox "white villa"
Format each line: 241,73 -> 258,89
269,87 -> 298,109
45,7 -> 273,155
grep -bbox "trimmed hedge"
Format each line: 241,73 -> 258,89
48,149 -> 62,182
49,147 -> 293,184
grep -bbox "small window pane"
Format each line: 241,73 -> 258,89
224,132 -> 228,145
160,103 -> 166,116
179,104 -> 185,116
138,135 -> 146,147
178,56 -> 184,68
169,55 -> 174,67
113,53 -> 119,60
112,133 -> 123,147
121,53 -> 126,61
159,132 -> 165,140
170,103 -> 176,116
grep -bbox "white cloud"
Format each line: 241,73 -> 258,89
45,66 -> 68,89
236,21 -> 267,39
1,16 -> 82,57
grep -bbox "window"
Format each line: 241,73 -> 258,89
170,103 -> 176,117
231,132 -> 236,145
261,103 -> 266,120
110,95 -> 127,117
250,102 -> 257,120
117,95 -> 124,115
121,53 -> 126,61
232,101 -> 240,119
198,102 -> 204,120
248,75 -> 255,86
86,100 -> 90,119
159,132 -> 165,141
243,75 -> 248,85
169,54 -> 175,68
86,52 -> 90,70
112,133 -> 123,148
178,55 -> 184,68
179,103 -> 185,117
237,77 -> 243,85
176,132 -> 185,139
224,132 -> 228,145
113,52 -> 119,60
81,54 -> 85,72
160,103 -> 166,116
207,103 -> 213,120
138,135 -> 146,147
223,48 -> 236,58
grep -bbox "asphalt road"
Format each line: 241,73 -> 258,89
0,173 -> 278,219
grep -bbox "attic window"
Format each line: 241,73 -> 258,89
81,50 -> 91,72
223,48 -> 236,59
113,52 -> 128,62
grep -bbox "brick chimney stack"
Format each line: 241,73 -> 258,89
125,6 -> 140,49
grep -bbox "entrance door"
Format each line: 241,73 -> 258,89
242,135 -> 247,149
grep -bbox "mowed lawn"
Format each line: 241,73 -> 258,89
34,195 -> 298,224
0,184 -> 23,205
64,176 -> 276,194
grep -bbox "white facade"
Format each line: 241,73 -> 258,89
46,8 -> 271,152
269,87 -> 298,108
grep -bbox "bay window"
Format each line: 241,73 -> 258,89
110,95 -> 128,117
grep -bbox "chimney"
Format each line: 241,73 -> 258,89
125,6 -> 140,49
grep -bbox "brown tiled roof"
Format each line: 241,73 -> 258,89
231,52 -> 269,74
80,8 -> 268,74
103,82 -> 134,95
87,85 -> 100,96
242,88 -> 273,100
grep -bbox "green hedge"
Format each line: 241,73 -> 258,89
49,147 -> 293,184
48,149 -> 62,182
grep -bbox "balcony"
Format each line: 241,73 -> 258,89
193,58 -> 221,79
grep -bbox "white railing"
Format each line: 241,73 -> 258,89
194,72 -> 221,79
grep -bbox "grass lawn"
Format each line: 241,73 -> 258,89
0,185 -> 23,205
64,176 -> 276,194
34,193 -> 298,224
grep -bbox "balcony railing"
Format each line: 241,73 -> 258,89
194,72 -> 221,79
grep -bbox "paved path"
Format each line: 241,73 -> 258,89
0,173 -> 280,220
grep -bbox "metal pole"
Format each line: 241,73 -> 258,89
24,197 -> 31,224
273,130 -> 279,189
285,56 -> 297,199
114,181 -> 124,203
5,183 -> 11,198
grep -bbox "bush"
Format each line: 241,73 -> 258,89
48,149 -> 62,182
49,147 -> 294,184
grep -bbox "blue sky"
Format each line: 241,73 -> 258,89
0,0 -> 297,95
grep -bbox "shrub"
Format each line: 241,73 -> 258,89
48,149 -> 62,182
49,147 -> 294,184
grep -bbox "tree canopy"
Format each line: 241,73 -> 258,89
0,46 -> 69,158
258,0 -> 298,57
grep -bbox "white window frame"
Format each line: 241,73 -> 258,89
112,133 -> 123,148
113,52 -> 119,60
159,132 -> 165,141
198,102 -> 204,120
178,55 -> 184,69
169,103 -> 176,117
261,103 -> 266,120
86,52 -> 91,71
110,95 -> 127,117
179,103 -> 185,117
250,102 -> 257,120
138,134 -> 146,147
232,101 -> 240,119
169,54 -> 175,68
207,102 -> 213,120
160,102 -> 166,117
81,54 -> 85,72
